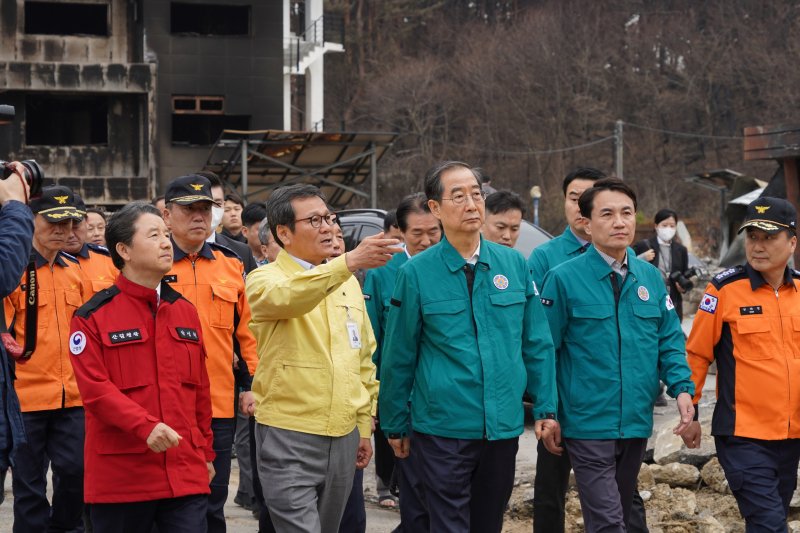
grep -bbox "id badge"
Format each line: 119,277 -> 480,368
346,320 -> 362,349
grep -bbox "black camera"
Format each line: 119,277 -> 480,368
0,159 -> 45,200
669,267 -> 701,292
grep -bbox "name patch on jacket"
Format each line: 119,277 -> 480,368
108,329 -> 142,344
176,327 -> 200,341
740,305 -> 763,315
162,275 -> 177,283
540,297 -> 554,307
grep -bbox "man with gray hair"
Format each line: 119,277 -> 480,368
246,184 -> 401,533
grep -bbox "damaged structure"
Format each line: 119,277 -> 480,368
0,0 -> 340,205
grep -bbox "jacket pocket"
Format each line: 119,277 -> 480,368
489,291 -> 526,307
100,328 -> 153,389
791,317 -> 800,359
735,317 -> 773,360
268,360 -> 331,418
190,427 -> 207,449
209,285 -> 238,329
168,327 -> 203,384
572,304 -> 614,320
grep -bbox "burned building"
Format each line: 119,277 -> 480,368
0,0 -> 335,205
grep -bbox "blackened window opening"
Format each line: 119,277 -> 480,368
25,2 -> 109,36
170,3 -> 250,36
26,94 -> 109,146
172,115 -> 250,146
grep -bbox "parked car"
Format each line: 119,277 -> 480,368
337,208 -> 553,257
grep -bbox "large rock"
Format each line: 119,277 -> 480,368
653,423 -> 684,464
701,457 -> 731,494
651,420 -> 717,467
788,520 -> 800,533
638,463 -> 656,490
694,514 -> 726,533
649,483 -> 697,518
650,462 -> 701,488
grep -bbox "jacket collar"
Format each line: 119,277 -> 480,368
275,249 -> 305,273
564,226 -> 589,252
440,235 -> 492,273
585,246 -> 643,281
34,248 -> 68,269
745,262 -> 796,291
171,237 -> 215,261
74,243 -> 91,259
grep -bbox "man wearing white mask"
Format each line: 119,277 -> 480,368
198,171 -> 258,275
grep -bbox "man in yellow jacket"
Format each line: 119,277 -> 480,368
245,184 -> 400,533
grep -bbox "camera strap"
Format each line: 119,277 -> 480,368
20,254 -> 37,361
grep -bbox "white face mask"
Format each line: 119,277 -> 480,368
656,226 -> 676,242
210,205 -> 224,231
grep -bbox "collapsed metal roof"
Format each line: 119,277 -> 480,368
203,129 -> 398,209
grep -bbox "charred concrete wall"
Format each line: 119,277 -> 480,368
0,0 -> 153,205
143,0 -> 284,191
0,0 -> 286,204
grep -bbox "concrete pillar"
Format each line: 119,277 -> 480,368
305,59 -> 324,131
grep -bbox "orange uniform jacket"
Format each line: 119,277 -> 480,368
6,250 -> 86,411
75,243 -> 118,296
164,239 -> 258,418
686,264 -> 800,440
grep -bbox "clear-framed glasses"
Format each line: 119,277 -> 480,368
441,190 -> 487,205
295,213 -> 338,228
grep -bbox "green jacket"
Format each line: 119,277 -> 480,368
540,247 -> 694,439
527,227 -> 587,288
380,236 -> 557,440
363,251 -> 408,373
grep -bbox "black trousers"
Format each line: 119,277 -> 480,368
90,494 -> 207,533
208,417 -> 234,533
396,438 -> 430,532
12,407 -> 84,533
534,440 -> 648,533
339,468 -> 366,533
716,435 -> 800,532
565,438 -> 647,533
414,431 -> 518,533
373,413 -> 396,492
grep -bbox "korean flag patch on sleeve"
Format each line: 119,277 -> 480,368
699,293 -> 718,314
666,295 -> 675,311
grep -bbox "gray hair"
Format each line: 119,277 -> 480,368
423,161 -> 480,202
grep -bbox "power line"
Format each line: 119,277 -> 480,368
431,135 -> 616,156
623,121 -> 743,141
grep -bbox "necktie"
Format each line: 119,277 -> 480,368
579,243 -> 590,254
463,264 -> 475,299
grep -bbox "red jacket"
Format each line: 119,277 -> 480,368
69,274 -> 215,503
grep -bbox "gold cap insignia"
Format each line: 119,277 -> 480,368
755,205 -> 770,214
54,196 -> 69,205
190,183 -> 204,191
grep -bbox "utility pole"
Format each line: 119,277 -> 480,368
614,119 -> 624,180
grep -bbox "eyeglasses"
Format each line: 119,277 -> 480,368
295,213 -> 338,228
441,190 -> 487,205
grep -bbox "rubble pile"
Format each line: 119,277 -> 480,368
504,417 -> 800,532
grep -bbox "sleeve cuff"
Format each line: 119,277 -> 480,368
693,404 -> 699,421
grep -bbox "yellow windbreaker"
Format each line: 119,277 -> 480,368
245,250 -> 378,438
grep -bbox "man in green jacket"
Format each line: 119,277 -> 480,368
363,192 -> 440,524
380,161 -> 560,533
539,178 -> 695,533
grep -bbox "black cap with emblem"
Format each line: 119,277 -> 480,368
164,174 -> 219,206
738,196 -> 797,235
29,185 -> 83,223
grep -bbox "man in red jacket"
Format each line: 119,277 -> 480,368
69,202 -> 215,532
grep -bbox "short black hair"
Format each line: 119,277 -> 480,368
106,202 -> 162,270
578,177 -> 638,218
383,209 -> 398,233
196,170 -> 223,189
562,167 -> 607,196
424,160 -> 479,202
86,207 -> 107,221
485,190 -> 526,217
151,195 -> 164,206
225,193 -> 244,207
265,184 -> 327,247
242,202 -> 267,227
654,208 -> 678,225
395,193 -> 433,232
